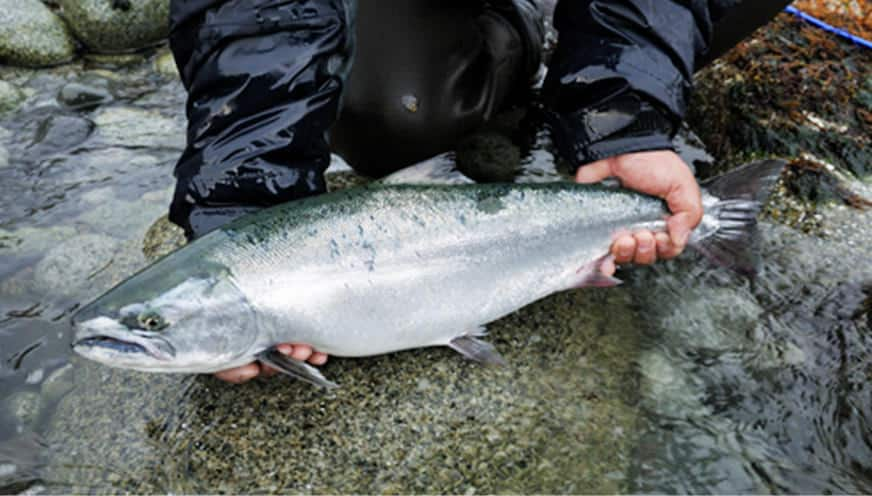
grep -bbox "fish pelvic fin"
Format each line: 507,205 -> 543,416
449,329 -> 507,367
257,347 -> 338,389
574,254 -> 623,288
693,159 -> 787,277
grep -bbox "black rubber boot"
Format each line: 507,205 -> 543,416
329,0 -> 546,177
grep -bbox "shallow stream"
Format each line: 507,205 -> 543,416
0,44 -> 870,493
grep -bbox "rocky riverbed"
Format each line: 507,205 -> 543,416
1,3 -> 870,494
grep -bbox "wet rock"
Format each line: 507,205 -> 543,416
0,0 -> 77,67
0,81 -> 24,115
153,50 -> 179,79
32,234 -> 119,296
58,82 -> 112,111
56,0 -> 170,54
41,365 -> 75,404
78,199 -> 167,242
6,392 -> 42,429
0,226 -> 77,260
23,113 -> 95,162
83,52 -> 149,68
142,215 -> 184,262
93,107 -> 184,149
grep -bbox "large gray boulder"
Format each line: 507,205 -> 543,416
0,0 -> 77,67
56,0 -> 170,53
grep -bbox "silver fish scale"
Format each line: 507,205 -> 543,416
207,183 -> 666,356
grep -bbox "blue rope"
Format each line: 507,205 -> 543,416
784,5 -> 872,50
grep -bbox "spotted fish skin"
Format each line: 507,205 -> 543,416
71,160 -> 785,384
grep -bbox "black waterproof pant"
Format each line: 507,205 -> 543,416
168,0 -> 789,238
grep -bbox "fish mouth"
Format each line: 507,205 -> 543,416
72,316 -> 176,361
74,336 -> 150,355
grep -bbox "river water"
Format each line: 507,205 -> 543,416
0,44 -> 870,493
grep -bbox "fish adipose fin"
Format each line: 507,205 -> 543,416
449,328 -> 507,366
257,347 -> 338,389
693,159 -> 786,277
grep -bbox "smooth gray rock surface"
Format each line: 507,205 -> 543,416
93,107 -> 184,149
56,0 -> 170,53
0,0 -> 76,67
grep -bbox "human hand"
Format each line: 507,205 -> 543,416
215,344 -> 329,384
575,150 -> 703,276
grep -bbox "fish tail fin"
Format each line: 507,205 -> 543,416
691,159 -> 786,277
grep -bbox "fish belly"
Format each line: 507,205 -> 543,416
248,228 -> 612,357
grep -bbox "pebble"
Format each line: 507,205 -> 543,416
153,50 -> 179,79
58,82 -> 113,111
7,391 -> 42,429
24,113 -> 95,161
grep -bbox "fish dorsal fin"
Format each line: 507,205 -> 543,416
257,347 -> 338,389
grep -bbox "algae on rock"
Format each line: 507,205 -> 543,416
0,0 -> 77,67
56,0 -> 170,54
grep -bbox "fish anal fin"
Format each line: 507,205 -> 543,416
257,347 -> 338,389
449,331 -> 506,367
574,254 -> 623,288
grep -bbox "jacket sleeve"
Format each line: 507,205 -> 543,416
542,0 -> 724,168
167,0 -> 355,239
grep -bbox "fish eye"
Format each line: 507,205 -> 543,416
138,311 -> 168,332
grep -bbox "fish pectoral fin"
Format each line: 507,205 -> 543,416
449,334 -> 507,367
257,348 -> 339,390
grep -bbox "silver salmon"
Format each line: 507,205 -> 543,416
72,160 -> 785,388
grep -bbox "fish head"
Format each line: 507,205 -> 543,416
72,266 -> 259,373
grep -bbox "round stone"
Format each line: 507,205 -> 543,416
142,215 -> 185,262
58,82 -> 113,111
56,0 -> 170,54
0,0 -> 77,67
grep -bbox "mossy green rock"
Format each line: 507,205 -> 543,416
57,0 -> 170,53
0,0 -> 76,67
0,81 -> 24,115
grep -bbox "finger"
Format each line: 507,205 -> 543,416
290,344 -> 314,362
215,363 -> 261,384
261,365 -> 279,378
309,352 -> 329,366
575,159 -> 614,184
633,231 -> 657,265
600,256 -> 616,277
665,181 -> 703,251
654,232 -> 680,260
612,235 -> 636,264
667,211 -> 698,252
